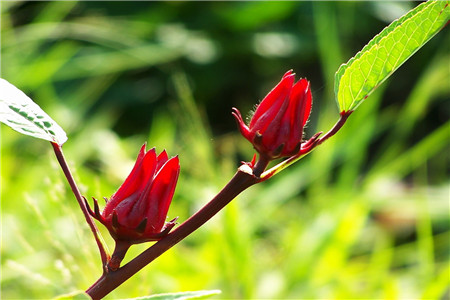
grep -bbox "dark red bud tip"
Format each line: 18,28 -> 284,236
92,197 -> 101,219
84,196 -> 95,217
283,69 -> 295,78
84,196 -> 106,224
231,107 -> 243,124
135,218 -> 148,234
160,219 -> 177,234
300,131 -> 323,154
164,216 -> 178,227
112,211 -> 120,231
302,131 -> 322,149
253,131 -> 263,146
232,107 -> 252,140
272,143 -> 285,158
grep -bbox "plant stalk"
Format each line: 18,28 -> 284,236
85,111 -> 353,298
86,164 -> 259,299
51,142 -> 109,265
316,110 -> 352,145
260,110 -> 353,180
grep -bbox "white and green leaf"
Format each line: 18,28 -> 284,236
0,78 -> 68,145
335,0 -> 449,112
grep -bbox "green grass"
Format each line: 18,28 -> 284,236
1,1 -> 449,299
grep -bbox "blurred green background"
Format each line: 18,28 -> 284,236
1,1 -> 449,299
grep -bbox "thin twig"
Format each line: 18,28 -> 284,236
260,110 -> 353,180
316,110 -> 353,145
51,142 -> 109,265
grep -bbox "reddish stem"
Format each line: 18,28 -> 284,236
317,110 -> 353,145
260,110 -> 353,181
252,155 -> 270,177
51,142 -> 109,265
84,111 -> 352,298
108,240 -> 132,272
86,164 -> 259,299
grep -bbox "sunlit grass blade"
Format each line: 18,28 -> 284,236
335,0 -> 449,112
368,120 -> 449,181
55,45 -> 182,81
0,78 -> 68,145
421,264 -> 450,300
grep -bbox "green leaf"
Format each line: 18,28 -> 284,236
335,0 -> 449,112
0,78 -> 68,145
121,290 -> 221,300
53,291 -> 92,300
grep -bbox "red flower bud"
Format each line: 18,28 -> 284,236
232,70 -> 312,160
87,144 -> 180,244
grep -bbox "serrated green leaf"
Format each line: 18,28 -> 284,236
53,290 -> 92,300
0,78 -> 68,145
121,290 -> 221,300
335,0 -> 449,112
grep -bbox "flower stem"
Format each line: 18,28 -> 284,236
316,110 -> 353,145
108,240 -> 132,272
86,165 -> 259,299
252,155 -> 270,177
260,110 -> 353,180
51,142 -> 109,265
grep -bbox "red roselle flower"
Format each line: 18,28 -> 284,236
87,144 -> 180,244
232,70 -> 316,160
